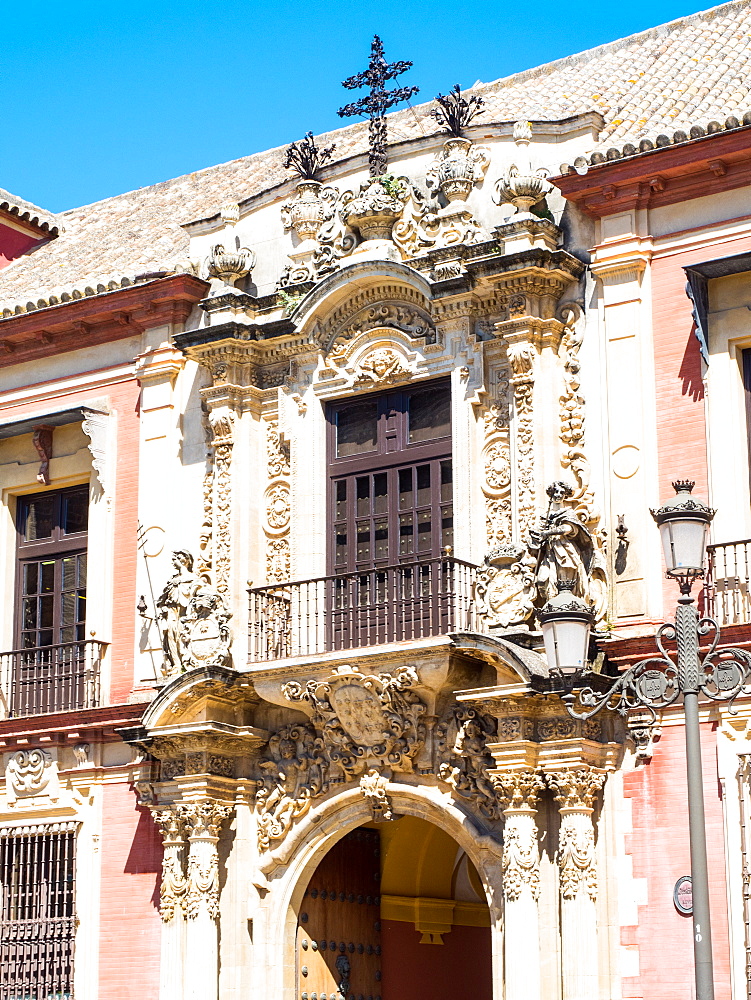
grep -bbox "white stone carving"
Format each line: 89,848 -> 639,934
6,748 -> 53,797
475,543 -> 536,628
435,708 -> 500,820
359,768 -> 393,822
81,406 -> 110,493
279,183 -> 356,286
208,410 -> 234,597
206,241 -> 255,288
545,768 -> 607,900
154,808 -> 188,923
494,121 -> 553,217
340,176 -> 408,243
179,801 -> 232,920
256,723 -> 328,853
283,664 -> 426,779
73,743 -> 90,766
493,770 -> 545,902
265,420 -> 291,582
156,549 -> 232,676
352,347 -> 412,388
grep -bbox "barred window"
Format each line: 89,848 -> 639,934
0,823 -> 76,999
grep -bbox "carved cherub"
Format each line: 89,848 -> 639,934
256,725 -> 328,852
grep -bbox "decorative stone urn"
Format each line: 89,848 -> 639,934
283,180 -> 326,244
206,243 -> 255,286
340,177 -> 405,243
494,120 -> 553,216
435,137 -> 488,204
206,202 -> 255,287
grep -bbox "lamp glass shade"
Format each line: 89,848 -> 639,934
659,517 -> 709,577
541,616 -> 591,674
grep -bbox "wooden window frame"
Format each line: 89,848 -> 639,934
15,485 -> 89,650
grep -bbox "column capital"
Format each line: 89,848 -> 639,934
544,766 -> 607,812
179,799 -> 233,840
151,804 -> 188,924
492,769 -> 544,812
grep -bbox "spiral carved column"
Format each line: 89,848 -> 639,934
546,768 -> 607,1000
179,800 -> 233,1000
493,770 -> 545,1000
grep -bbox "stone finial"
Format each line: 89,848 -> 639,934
512,120 -> 533,144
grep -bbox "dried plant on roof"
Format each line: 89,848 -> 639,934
432,84 -> 485,137
283,132 -> 336,181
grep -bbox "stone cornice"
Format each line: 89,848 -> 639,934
553,125 -> 751,218
0,702 -> 148,751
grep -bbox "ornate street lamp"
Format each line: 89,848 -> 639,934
542,480 -> 750,1000
538,579 -> 593,675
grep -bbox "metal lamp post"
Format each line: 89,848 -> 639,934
539,480 -> 751,1000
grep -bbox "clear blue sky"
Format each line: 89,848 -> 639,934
4,0 -> 710,212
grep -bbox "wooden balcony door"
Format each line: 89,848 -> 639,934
327,381 -> 453,648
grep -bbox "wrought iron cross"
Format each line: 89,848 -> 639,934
338,34 -> 419,177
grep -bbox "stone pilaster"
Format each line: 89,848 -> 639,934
179,800 -> 233,1000
153,807 -> 188,1000
493,770 -> 544,1000
545,767 -> 607,1000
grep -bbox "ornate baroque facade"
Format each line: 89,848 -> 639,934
1,6 -> 751,999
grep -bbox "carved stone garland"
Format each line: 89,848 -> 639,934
154,808 -> 187,923
180,801 -> 233,920
208,411 -> 234,597
264,420 -> 291,582
508,341 -> 537,542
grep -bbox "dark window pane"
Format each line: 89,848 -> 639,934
356,477 -> 370,517
336,401 -> 378,457
398,468 -> 413,510
373,473 -> 388,515
62,556 -> 76,591
40,560 -> 55,593
62,591 -> 76,625
440,460 -> 453,503
24,496 -> 55,541
335,481 -> 347,520
23,563 -> 38,595
61,625 -> 76,644
38,628 -> 54,647
40,595 -> 54,628
416,465 -> 431,507
23,598 -> 37,631
408,388 -> 451,443
78,551 -> 87,587
77,593 -> 87,621
63,489 -> 88,534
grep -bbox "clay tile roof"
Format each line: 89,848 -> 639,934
0,187 -> 59,236
1,0 -> 750,309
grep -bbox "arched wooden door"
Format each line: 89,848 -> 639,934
296,829 -> 382,1000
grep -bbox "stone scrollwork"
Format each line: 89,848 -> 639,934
279,182 -> 356,287
6,748 -> 53,796
256,723 -> 328,853
435,707 -> 500,820
340,176 -> 408,243
507,340 -> 537,541
265,420 -> 291,582
283,664 -> 426,779
209,410 -> 234,597
256,666 -> 426,851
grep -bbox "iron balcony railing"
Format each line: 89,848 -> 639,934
249,555 -> 478,662
0,640 -> 105,718
705,539 -> 751,626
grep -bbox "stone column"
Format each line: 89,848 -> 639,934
153,807 -> 188,1000
546,768 -> 607,1000
180,800 -> 233,1000
493,770 -> 544,1000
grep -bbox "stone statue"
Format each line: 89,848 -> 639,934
528,482 -> 606,614
156,550 -> 201,675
